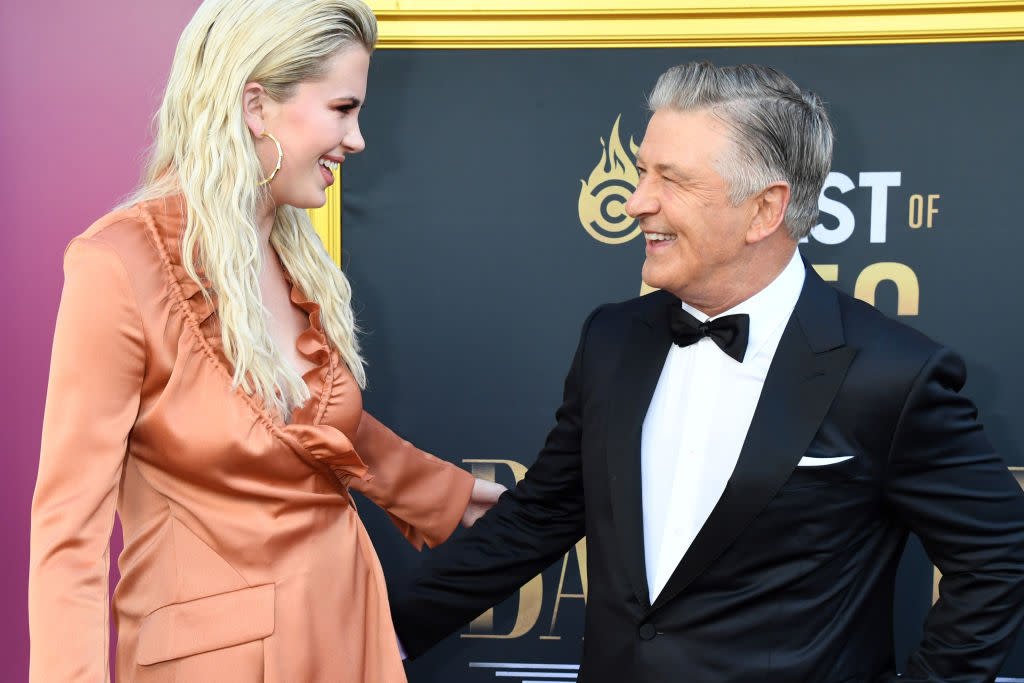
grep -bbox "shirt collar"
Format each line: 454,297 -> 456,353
680,248 -> 805,360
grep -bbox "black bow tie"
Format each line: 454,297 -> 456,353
670,307 -> 750,362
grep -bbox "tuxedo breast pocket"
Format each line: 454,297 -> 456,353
797,455 -> 853,467
779,450 -> 866,492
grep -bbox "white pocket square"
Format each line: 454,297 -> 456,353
797,455 -> 854,467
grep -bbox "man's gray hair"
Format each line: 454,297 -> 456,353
648,62 -> 833,240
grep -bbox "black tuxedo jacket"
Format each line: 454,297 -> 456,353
392,265 -> 1024,682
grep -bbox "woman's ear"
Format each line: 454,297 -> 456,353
241,81 -> 267,137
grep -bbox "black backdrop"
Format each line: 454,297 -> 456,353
341,42 -> 1024,682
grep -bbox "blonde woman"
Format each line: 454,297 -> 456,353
28,0 -> 502,680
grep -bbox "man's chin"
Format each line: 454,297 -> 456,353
640,263 -> 669,293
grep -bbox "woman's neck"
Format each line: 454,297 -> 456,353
256,197 -> 277,246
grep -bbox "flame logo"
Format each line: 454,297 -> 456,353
578,115 -> 641,244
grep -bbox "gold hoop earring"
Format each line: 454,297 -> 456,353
259,131 -> 282,186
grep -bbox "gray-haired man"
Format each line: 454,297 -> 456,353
391,62 -> 1024,682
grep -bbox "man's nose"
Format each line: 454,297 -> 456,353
625,181 -> 656,218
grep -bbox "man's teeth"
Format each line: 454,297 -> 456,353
319,158 -> 340,170
646,233 -> 676,241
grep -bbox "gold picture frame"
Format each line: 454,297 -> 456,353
366,1 -> 1024,48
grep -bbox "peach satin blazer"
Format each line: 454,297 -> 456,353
29,197 -> 474,681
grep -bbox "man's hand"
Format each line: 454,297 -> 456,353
461,478 -> 507,527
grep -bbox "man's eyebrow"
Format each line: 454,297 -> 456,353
655,162 -> 689,176
637,159 -> 690,179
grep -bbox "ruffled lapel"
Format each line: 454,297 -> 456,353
278,279 -> 370,491
279,422 -> 368,480
288,273 -> 331,368
282,271 -> 336,424
139,196 -> 217,328
138,196 -> 369,492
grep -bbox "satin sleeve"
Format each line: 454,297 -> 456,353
348,411 -> 474,550
29,237 -> 146,682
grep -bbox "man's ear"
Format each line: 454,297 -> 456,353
241,81 -> 268,137
746,181 -> 791,244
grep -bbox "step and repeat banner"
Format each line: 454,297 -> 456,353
341,41 -> 1024,682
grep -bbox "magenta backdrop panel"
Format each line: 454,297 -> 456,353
0,1 -> 201,679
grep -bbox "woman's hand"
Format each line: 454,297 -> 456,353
461,478 -> 507,527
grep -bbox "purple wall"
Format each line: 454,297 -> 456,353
0,1 -> 201,678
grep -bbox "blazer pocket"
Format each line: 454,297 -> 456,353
796,455 -> 854,467
780,455 -> 862,492
137,583 -> 275,665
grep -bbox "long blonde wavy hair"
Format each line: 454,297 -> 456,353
125,0 -> 376,418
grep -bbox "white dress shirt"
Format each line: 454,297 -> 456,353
641,249 -> 806,600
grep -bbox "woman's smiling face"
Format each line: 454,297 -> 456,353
252,46 -> 370,209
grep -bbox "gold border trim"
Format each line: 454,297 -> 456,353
366,1 -> 1024,47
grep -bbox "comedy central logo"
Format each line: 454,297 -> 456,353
578,115 -> 642,244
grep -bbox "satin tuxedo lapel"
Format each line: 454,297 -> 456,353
650,267 -> 858,611
605,290 -> 677,610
